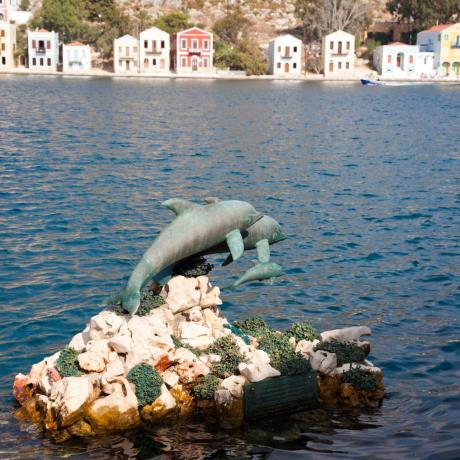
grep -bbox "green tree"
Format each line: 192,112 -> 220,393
387,0 -> 460,31
20,0 -> 30,10
31,0 -> 89,43
213,10 -> 250,44
154,12 -> 190,35
233,37 -> 268,75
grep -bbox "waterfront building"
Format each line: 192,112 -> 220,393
171,27 -> 213,73
114,34 -> 139,74
373,42 -> 435,78
0,22 -> 15,69
0,0 -> 9,22
417,23 -> 460,77
268,34 -> 302,75
139,27 -> 170,74
0,0 -> 31,25
322,30 -> 355,76
62,42 -> 91,72
28,29 -> 59,71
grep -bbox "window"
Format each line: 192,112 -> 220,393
347,41 -> 350,50
32,39 -> 36,49
181,39 -> 187,49
181,57 -> 187,67
32,57 -> 36,65
118,59 -> 122,67
278,46 -> 281,52
293,46 -> 297,52
1,43 -> 4,51
153,58 -> 156,65
192,39 -> 198,49
0,29 -> 4,37
144,40 -> 148,48
144,58 -> 148,68
409,55 -> 414,64
329,41 -> 333,50
277,62 -> 281,68
1,57 -> 5,65
39,57 -> 43,66
118,46 -> 122,54
444,34 -> 448,41
203,39 -> 209,50
203,57 -> 208,67
126,46 -> 129,55
387,54 -> 392,64
47,58 -> 51,66
293,62 -> 297,68
46,40 -> 51,49
161,40 -> 165,49
346,62 -> 349,69
134,47 -> 137,54
338,61 -> 342,69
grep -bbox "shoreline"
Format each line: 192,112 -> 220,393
1,68 -> 460,84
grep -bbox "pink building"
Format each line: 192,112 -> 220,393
0,0 -> 9,23
171,27 -> 213,73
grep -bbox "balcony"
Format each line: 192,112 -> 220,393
120,55 -> 136,60
188,48 -> 202,55
332,51 -> 348,56
145,48 -> 162,54
451,42 -> 460,49
280,54 -> 292,59
35,47 -> 46,54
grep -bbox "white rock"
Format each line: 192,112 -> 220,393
50,376 -> 94,426
219,375 -> 247,398
196,276 -> 210,297
150,333 -> 175,351
44,351 -> 61,369
125,343 -> 168,370
320,326 -> 371,343
85,339 -> 111,362
250,349 -> 271,364
295,339 -> 320,358
334,362 -> 381,376
89,310 -> 124,338
68,332 -> 86,352
163,276 -> 201,314
109,335 -> 132,354
238,362 -> 280,382
156,384 -> 176,410
171,347 -> 197,363
310,350 -> 337,375
177,322 -> 211,339
188,306 -> 204,323
181,335 -> 213,350
78,351 -> 106,373
174,360 -> 210,384
104,359 -> 125,382
162,370 -> 179,388
233,336 -> 253,360
200,286 -> 222,308
202,308 -> 220,329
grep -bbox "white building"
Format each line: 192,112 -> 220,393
0,22 -> 15,69
268,34 -> 302,75
114,34 -> 139,74
62,41 -> 91,72
1,0 -> 32,25
139,27 -> 170,74
28,29 -> 59,71
322,30 -> 355,76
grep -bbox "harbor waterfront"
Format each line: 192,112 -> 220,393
1,76 -> 459,458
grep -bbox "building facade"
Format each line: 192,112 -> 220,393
322,30 -> 355,76
0,22 -> 15,68
28,29 -> 59,71
268,34 -> 302,75
417,24 -> 460,77
373,42 -> 435,78
139,27 -> 170,74
114,34 -> 139,74
0,0 -> 9,23
63,42 -> 91,72
172,27 -> 213,73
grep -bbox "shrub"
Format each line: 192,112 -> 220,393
55,347 -> 84,377
341,366 -> 378,391
191,375 -> 221,400
233,317 -> 270,338
314,341 -> 367,366
171,257 -> 213,278
171,335 -> 203,356
286,321 -> 317,342
206,336 -> 246,379
127,364 -> 163,407
277,352 -> 312,376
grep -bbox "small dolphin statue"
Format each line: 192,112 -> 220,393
121,198 -> 263,314
228,261 -> 284,289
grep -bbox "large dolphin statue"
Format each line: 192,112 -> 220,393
121,198 -> 263,314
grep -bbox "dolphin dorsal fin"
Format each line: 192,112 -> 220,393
256,238 -> 270,263
162,198 -> 198,216
204,197 -> 220,204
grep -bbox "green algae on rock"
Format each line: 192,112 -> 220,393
192,375 -> 221,400
315,341 -> 367,366
127,364 -> 163,407
55,348 -> 84,378
286,321 -> 318,342
341,365 -> 378,391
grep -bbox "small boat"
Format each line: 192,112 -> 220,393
361,79 -> 384,86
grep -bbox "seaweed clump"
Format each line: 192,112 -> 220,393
341,366 -> 378,391
315,341 -> 367,366
112,290 -> 165,317
286,321 -> 318,342
233,317 -> 271,338
55,347 -> 84,378
172,257 -> 213,278
127,364 -> 163,406
191,375 -> 221,400
206,336 -> 246,379
258,332 -> 311,376
171,335 -> 203,356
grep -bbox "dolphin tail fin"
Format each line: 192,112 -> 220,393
222,254 -> 234,266
226,229 -> 244,262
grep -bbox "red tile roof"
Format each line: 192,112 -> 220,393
387,41 -> 407,46
421,24 -> 452,33
67,41 -> 85,46
37,28 -> 49,33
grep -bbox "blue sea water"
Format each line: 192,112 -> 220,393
0,75 -> 459,459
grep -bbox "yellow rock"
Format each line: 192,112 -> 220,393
68,419 -> 95,437
170,384 -> 194,416
216,398 -> 244,429
317,373 -> 341,405
15,397 -> 41,423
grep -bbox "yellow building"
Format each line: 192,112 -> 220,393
0,22 -> 16,70
417,23 -> 460,77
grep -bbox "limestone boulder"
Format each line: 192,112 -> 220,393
85,379 -> 140,431
173,360 -> 210,385
89,311 -> 124,339
85,340 -> 111,362
238,362 -> 280,383
13,373 -> 37,404
68,332 -> 86,352
310,350 -> 337,375
181,335 -> 213,350
320,326 -> 371,343
219,375 -> 247,399
78,351 -> 106,373
162,276 -> 201,314
162,370 -> 180,388
177,322 -> 211,340
109,334 -> 132,354
296,339 -> 320,358
171,348 -> 198,363
141,384 -> 177,422
201,286 -> 222,308
103,359 -> 125,382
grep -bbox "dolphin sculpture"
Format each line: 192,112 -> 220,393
121,198 -> 263,314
